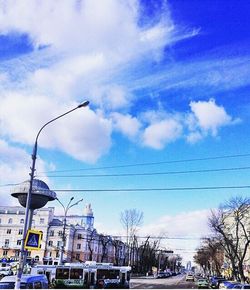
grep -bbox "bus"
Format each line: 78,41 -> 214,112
54,262 -> 131,289
30,265 -> 57,286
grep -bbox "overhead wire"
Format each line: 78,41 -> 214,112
2,152 -> 250,187
37,152 -> 250,174
39,165 -> 250,178
51,185 -> 250,192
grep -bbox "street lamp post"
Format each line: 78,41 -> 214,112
15,101 -> 89,289
56,197 -> 83,265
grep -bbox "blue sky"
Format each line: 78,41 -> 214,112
0,0 -> 250,263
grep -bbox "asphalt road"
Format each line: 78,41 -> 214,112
130,274 -> 197,289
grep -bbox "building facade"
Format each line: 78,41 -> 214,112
0,205 -> 126,266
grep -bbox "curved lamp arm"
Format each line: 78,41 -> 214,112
33,101 -> 89,156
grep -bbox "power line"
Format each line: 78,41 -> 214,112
37,152 -> 250,174
51,185 -> 250,192
40,165 -> 250,178
2,153 -> 250,187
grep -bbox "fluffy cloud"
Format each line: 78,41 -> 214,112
90,85 -> 132,111
111,112 -> 141,138
0,139 -> 51,204
0,92 -> 112,163
142,118 -> 183,149
140,99 -> 239,149
140,209 -> 210,237
0,0 -> 179,110
187,98 -> 240,142
190,98 -> 235,135
139,209 -> 211,264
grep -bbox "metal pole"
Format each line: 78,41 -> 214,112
158,250 -> 161,273
15,142 -> 37,289
59,213 -> 67,265
14,101 -> 89,289
57,197 -> 83,265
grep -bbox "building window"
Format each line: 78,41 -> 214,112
20,219 -> 24,224
77,244 -> 81,250
57,241 -> 61,248
7,229 -> 11,234
15,250 -> 20,257
78,234 -> 82,240
49,230 -> 54,237
76,254 -> 80,260
17,240 -> 21,246
56,251 -> 60,258
58,231 -> 63,237
8,218 -> 13,224
48,241 -> 53,247
4,239 -> 9,246
40,218 -> 45,224
3,250 -> 8,256
18,229 -> 23,235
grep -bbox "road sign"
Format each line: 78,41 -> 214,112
24,229 -> 42,250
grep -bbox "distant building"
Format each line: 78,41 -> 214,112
0,205 -> 126,266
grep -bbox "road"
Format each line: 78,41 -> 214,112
130,274 -> 197,289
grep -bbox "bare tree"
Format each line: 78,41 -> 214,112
138,237 -> 160,274
112,238 -> 125,266
208,196 -> 250,282
194,238 -> 224,276
120,209 -> 143,265
99,234 -> 112,262
86,229 -> 97,261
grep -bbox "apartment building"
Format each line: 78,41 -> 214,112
0,205 -> 126,266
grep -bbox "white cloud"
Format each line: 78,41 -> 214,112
0,92 -> 112,163
140,209 -> 210,238
140,99 -> 240,149
142,118 -> 183,149
139,209 -> 211,264
186,98 -> 240,141
90,85 -> 132,111
0,139 -> 51,204
31,53 -> 106,99
190,98 -> 232,136
111,112 -> 141,138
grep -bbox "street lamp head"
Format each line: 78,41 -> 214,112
77,101 -> 89,108
11,179 -> 56,209
70,197 -> 74,201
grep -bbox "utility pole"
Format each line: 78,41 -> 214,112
14,101 -> 89,289
56,197 -> 83,265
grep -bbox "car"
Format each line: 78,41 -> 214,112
0,264 -> 13,277
219,281 -> 239,289
210,276 -> 227,288
156,272 -> 167,278
233,284 -> 250,289
196,278 -> 210,289
186,274 -> 195,282
0,274 -> 48,289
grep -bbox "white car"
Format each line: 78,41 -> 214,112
186,274 -> 195,281
0,266 -> 13,276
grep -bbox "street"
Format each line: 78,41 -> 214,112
130,274 -> 197,289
